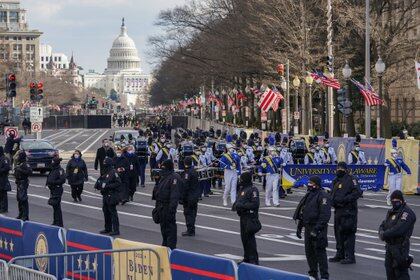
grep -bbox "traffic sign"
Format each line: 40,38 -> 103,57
30,107 -> 43,123
4,126 -> 18,139
31,122 -> 42,133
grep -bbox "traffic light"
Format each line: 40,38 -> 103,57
326,55 -> 334,73
6,73 -> 17,98
29,82 -> 37,101
37,82 -> 44,101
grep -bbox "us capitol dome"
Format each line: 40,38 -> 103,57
83,18 -> 151,110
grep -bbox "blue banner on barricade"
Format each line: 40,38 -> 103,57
238,263 -> 310,280
283,164 -> 386,191
0,217 -> 23,261
330,137 -> 385,164
22,221 -> 65,278
170,249 -> 237,280
66,229 -> 113,280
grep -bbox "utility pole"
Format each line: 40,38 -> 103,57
286,59 -> 290,132
365,0 -> 371,138
327,0 -> 334,137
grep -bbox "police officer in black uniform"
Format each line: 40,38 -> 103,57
0,147 -> 11,213
329,162 -> 363,264
234,171 -> 260,265
294,176 -> 331,280
14,151 -> 32,221
113,148 -> 130,205
379,190 -> 416,280
96,157 -> 122,236
94,139 -> 116,175
152,159 -> 181,249
46,157 -> 66,227
125,145 -> 140,201
181,157 -> 200,236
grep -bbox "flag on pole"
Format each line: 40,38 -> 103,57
310,69 -> 341,89
350,78 -> 384,106
416,60 -> 420,90
271,87 -> 284,112
258,88 -> 281,112
227,95 -> 235,107
236,91 -> 247,100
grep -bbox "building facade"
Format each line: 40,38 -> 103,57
83,18 -> 150,110
0,0 -> 42,71
40,44 -> 70,70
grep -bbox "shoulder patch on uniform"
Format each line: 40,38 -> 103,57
353,179 -> 358,185
322,198 -> 327,205
185,174 -> 188,179
338,184 -> 342,189
391,215 -> 396,220
173,179 -> 177,185
241,191 -> 245,196
253,191 -> 257,198
401,212 -> 409,221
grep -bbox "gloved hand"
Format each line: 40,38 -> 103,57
258,172 -> 263,177
296,228 -> 302,239
310,230 -> 318,238
282,163 -> 286,167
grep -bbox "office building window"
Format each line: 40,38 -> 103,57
9,12 -> 19,23
58,57 -> 61,62
0,11 -> 6,23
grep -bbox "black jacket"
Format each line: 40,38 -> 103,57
124,153 -> 140,178
0,155 -> 11,191
182,167 -> 200,203
331,174 -> 363,214
95,168 -> 122,205
113,156 -> 129,182
94,147 -> 116,171
66,157 -> 88,186
153,170 -> 181,213
294,188 -> 331,231
379,204 -> 416,244
14,161 -> 32,182
235,184 -> 259,216
5,137 -> 20,154
46,165 -> 66,197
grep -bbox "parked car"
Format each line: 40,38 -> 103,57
18,139 -> 58,174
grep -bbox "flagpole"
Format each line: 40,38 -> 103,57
327,0 -> 334,137
286,59 -> 291,133
365,0 -> 371,138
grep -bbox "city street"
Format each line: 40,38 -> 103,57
1,128 -> 419,280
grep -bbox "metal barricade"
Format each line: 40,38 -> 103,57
8,264 -> 57,280
0,259 -> 7,279
9,247 -> 162,280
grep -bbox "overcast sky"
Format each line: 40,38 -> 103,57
22,0 -> 187,74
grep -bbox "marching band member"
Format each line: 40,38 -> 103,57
220,143 -> 241,206
258,147 -> 283,207
347,143 -> 367,165
385,149 -> 411,205
199,146 -> 213,197
321,139 -> 337,164
304,145 -> 322,165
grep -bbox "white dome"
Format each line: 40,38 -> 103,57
106,18 -> 141,74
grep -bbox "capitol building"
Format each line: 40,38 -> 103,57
83,18 -> 150,109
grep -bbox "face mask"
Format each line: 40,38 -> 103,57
128,150 -> 135,155
74,154 -> 80,159
392,153 -> 398,158
325,144 -> 330,148
316,147 -> 320,151
104,143 -> 109,147
160,139 -> 165,143
307,183 -> 317,191
391,200 -> 402,209
355,147 -> 360,151
310,149 -> 315,153
229,148 -> 234,153
116,153 -> 122,157
337,170 -> 346,178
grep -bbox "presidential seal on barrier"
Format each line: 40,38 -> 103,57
35,232 -> 49,273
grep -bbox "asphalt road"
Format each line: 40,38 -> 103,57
1,128 -> 420,280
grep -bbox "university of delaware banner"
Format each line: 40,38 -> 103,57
282,164 -> 386,191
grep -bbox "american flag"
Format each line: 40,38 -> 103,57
227,95 -> 235,107
350,78 -> 384,106
310,70 -> 341,90
236,91 -> 247,100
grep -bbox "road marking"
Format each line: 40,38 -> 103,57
44,130 -> 71,141
82,129 -> 109,154
216,253 -> 307,262
365,248 -> 385,254
55,130 -> 85,148
75,130 -> 100,150
43,130 -> 67,140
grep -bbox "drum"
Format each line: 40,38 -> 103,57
197,168 -> 208,181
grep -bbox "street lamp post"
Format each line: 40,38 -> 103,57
342,61 -> 352,135
293,76 -> 301,135
305,75 -> 314,135
375,57 -> 385,138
